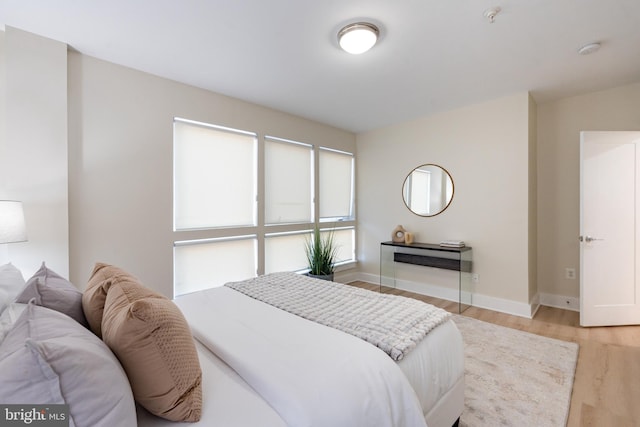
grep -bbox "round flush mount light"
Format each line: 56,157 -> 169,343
338,22 -> 379,54
578,42 -> 601,55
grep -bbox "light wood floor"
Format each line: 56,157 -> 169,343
347,281 -> 640,427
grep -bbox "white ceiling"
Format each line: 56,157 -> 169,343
1,1 -> 639,133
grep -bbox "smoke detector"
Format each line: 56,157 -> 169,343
484,7 -> 501,23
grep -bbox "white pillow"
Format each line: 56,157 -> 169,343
0,304 -> 137,426
0,263 -> 26,315
0,339 -> 67,404
0,302 -> 27,344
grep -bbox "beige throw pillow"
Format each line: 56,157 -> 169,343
82,263 -> 143,337
101,275 -> 202,422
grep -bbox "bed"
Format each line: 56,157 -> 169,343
0,263 -> 464,427
138,272 -> 465,427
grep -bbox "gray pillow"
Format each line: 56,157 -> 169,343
16,262 -> 88,327
0,304 -> 137,427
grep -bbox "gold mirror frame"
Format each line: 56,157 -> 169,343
402,164 -> 454,217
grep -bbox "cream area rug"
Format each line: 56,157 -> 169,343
453,315 -> 579,427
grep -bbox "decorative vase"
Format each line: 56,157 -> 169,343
404,232 -> 414,244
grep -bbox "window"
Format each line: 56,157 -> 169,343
264,227 -> 355,275
173,118 -> 356,296
330,227 -> 355,264
265,137 -> 313,225
174,237 -> 257,295
173,119 -> 257,230
319,148 -> 354,221
264,231 -> 310,274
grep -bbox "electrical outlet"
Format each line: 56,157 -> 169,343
565,268 -> 576,280
472,273 -> 479,283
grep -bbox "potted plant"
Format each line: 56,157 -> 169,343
304,226 -> 338,281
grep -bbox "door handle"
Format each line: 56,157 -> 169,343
580,235 -> 604,243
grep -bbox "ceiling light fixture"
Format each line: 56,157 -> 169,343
578,42 -> 601,55
338,22 -> 379,54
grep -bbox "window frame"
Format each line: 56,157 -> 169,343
172,118 -> 357,296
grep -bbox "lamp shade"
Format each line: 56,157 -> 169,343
338,22 -> 379,54
0,200 -> 27,244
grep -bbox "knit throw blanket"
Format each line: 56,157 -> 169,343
225,272 -> 451,361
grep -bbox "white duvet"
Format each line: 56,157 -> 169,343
175,287 -> 428,427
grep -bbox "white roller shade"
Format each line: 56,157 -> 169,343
174,237 -> 256,295
319,148 -> 354,220
265,137 -> 313,224
174,119 -> 257,230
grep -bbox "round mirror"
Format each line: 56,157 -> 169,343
402,164 -> 454,217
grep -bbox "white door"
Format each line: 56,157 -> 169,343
580,131 -> 640,326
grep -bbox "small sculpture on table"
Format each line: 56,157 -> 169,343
392,225 -> 406,243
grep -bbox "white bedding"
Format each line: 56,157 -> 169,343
399,319 -> 464,414
137,340 -> 286,427
176,287 -> 427,427
226,272 -> 452,361
138,285 -> 465,427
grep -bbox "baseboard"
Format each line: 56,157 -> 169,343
355,272 -> 381,286
530,293 -> 541,318
471,293 -> 537,319
352,272 -> 536,319
539,292 -> 580,312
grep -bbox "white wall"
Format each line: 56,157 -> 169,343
537,82 -> 640,302
67,53 -> 356,297
7,25 -> 640,314
356,93 -> 535,315
0,27 -> 68,278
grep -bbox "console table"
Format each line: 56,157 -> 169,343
380,241 -> 473,313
